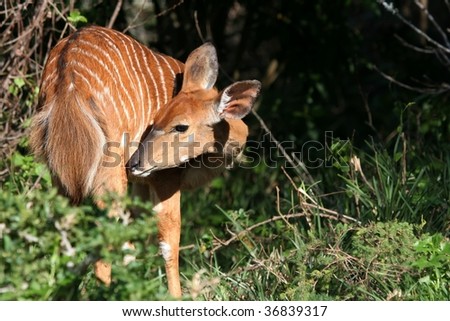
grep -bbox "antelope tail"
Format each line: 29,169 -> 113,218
30,90 -> 106,204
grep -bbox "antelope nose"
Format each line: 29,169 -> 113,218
127,152 -> 140,173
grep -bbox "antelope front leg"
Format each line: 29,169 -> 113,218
151,185 -> 182,298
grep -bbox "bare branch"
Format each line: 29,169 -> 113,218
124,0 -> 185,33
414,0 -> 450,47
122,0 -> 148,34
377,0 -> 450,54
48,1 -> 76,32
211,207 -> 361,253
108,0 -> 123,29
373,65 -> 450,94
445,0 -> 450,13
394,35 -> 434,54
194,10 -> 206,43
155,0 -> 185,18
251,108 -> 316,187
434,48 -> 450,69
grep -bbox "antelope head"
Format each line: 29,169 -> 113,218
128,43 -> 261,177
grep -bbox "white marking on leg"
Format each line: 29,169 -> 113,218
152,202 -> 164,213
159,241 -> 172,262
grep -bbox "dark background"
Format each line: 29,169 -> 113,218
99,0 -> 449,147
1,0 -> 449,156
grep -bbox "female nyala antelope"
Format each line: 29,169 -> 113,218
29,26 -> 261,297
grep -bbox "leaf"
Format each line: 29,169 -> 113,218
67,10 -> 87,24
11,153 -> 25,166
412,257 -> 432,269
394,152 -> 403,163
13,78 -> 25,88
418,275 -> 431,284
441,242 -> 450,255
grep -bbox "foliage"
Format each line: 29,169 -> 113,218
411,234 -> 450,299
67,10 -> 88,26
181,135 -> 449,301
0,153 -> 168,300
323,135 -> 450,231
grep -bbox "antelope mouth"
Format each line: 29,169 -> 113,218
128,157 -> 192,178
129,166 -> 159,177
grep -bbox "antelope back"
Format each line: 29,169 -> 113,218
29,26 -> 183,202
38,26 -> 183,143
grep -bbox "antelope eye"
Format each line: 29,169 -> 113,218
174,124 -> 189,133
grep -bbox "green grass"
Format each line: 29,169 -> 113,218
1,128 -> 449,300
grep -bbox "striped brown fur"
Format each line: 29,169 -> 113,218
30,26 -> 182,202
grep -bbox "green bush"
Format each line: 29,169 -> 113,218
0,154 -> 166,300
1,123 -> 449,300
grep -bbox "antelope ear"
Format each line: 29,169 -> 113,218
216,80 -> 261,119
181,42 -> 218,92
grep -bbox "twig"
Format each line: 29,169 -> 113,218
373,65 -> 450,94
194,11 -> 206,43
434,47 -> 450,69
107,0 -> 123,28
300,202 -> 361,225
281,166 -> 317,205
401,132 -> 407,185
413,0 -> 450,47
251,108 -> 316,187
377,0 -> 450,54
211,209 -> 360,253
48,1 -> 76,32
55,220 -> 76,257
394,34 -> 434,54
211,213 -> 306,253
275,185 -> 293,228
445,0 -> 450,13
179,244 -> 195,251
252,258 -> 289,284
25,172 -> 43,197
123,0 -> 185,33
122,0 -> 147,33
358,84 -> 383,143
155,0 -> 185,18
